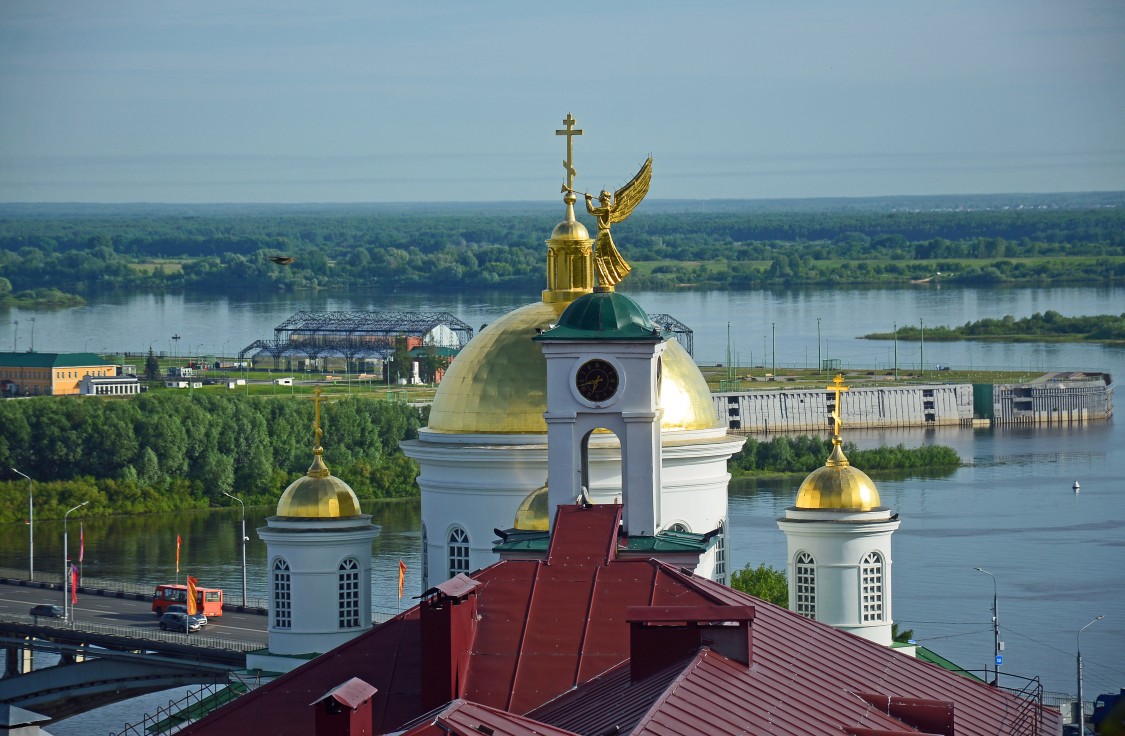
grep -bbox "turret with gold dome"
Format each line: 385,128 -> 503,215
254,389 -> 380,670
777,375 -> 901,646
402,114 -> 744,590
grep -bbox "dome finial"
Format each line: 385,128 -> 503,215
825,374 -> 850,467
307,387 -> 330,478
556,112 -> 583,224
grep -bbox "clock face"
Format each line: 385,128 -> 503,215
575,359 -> 619,403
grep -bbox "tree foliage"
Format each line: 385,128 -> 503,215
730,563 -> 788,607
729,436 -> 960,475
0,393 -> 423,522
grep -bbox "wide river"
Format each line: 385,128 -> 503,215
2,284 -> 1123,732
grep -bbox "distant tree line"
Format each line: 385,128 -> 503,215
1,200 -> 1123,300
729,435 -> 960,475
0,393 -> 423,523
866,310 -> 1125,343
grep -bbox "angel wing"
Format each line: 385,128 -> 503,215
609,157 -> 653,224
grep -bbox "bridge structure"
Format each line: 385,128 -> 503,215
0,613 -> 259,722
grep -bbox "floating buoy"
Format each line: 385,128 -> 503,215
1073,481 -> 1080,494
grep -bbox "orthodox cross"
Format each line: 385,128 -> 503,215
556,112 -> 582,192
310,386 -> 324,451
827,374 -> 849,437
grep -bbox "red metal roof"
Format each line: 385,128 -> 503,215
183,503 -> 1061,736
402,699 -> 580,736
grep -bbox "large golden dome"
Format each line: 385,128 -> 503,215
426,299 -> 720,434
794,442 -> 881,511
276,452 -> 363,518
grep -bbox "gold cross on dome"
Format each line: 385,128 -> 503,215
827,374 -> 849,437
556,113 -> 582,192
310,386 -> 324,450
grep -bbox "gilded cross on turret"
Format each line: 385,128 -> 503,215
556,113 -> 582,194
310,386 -> 324,454
827,374 -> 849,439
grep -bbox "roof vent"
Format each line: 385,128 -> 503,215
626,605 -> 756,680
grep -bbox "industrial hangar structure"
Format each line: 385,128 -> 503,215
238,311 -> 476,370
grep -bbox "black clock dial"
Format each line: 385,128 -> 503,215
575,359 -> 619,402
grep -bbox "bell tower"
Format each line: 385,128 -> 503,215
534,290 -> 667,536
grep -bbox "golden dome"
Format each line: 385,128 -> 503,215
426,300 -> 720,434
276,451 -> 363,518
514,484 -> 549,531
794,442 -> 881,511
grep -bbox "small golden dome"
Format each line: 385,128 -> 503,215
276,451 -> 363,518
514,484 -> 549,531
551,218 -> 590,241
426,300 -> 720,434
794,442 -> 881,511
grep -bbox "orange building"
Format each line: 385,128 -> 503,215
0,352 -> 123,396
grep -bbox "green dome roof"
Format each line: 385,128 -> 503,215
535,291 -> 664,341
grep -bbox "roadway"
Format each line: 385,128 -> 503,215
0,581 -> 268,647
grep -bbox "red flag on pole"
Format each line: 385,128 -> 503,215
176,535 -> 181,574
398,560 -> 406,599
186,576 -> 199,615
79,523 -> 85,563
70,565 -> 79,605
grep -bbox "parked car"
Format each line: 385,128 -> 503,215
165,604 -> 208,628
29,604 -> 64,618
159,611 -> 203,633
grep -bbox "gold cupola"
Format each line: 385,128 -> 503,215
794,375 -> 882,511
276,389 -> 362,518
513,484 -> 550,531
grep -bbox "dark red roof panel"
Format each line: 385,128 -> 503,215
402,699 -> 581,736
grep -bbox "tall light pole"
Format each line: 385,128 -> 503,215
817,317 -> 822,376
771,322 -> 776,376
893,322 -> 898,380
1077,615 -> 1104,726
64,501 -> 89,621
11,320 -> 16,352
11,468 -> 33,580
223,492 -> 248,607
919,318 -> 925,376
975,567 -> 1001,684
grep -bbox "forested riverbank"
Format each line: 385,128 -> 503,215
865,311 -> 1125,343
1,195 -> 1123,306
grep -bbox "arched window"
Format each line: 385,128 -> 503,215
794,551 -> 816,619
667,522 -> 689,533
448,527 -> 470,579
338,557 -> 361,628
861,551 -> 885,622
713,519 -> 728,585
421,524 -> 430,590
272,558 -> 291,629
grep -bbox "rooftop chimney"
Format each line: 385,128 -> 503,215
420,574 -> 480,712
626,605 -> 756,681
311,677 -> 377,736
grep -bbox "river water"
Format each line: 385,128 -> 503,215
2,284 -> 1123,731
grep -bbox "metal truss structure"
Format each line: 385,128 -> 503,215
238,310 -> 692,369
648,313 -> 694,357
238,311 -> 475,369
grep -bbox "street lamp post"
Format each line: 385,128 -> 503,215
817,317 -> 822,376
919,318 -> 925,376
974,567 -> 1002,684
771,322 -> 776,376
1077,615 -> 1104,726
11,468 -> 33,580
64,501 -> 89,621
893,322 -> 898,380
222,492 -> 248,607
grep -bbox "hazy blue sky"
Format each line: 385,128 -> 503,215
1,1 -> 1123,203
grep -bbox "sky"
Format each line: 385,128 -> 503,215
1,1 -> 1123,204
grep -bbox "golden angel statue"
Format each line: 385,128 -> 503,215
583,157 -> 652,288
